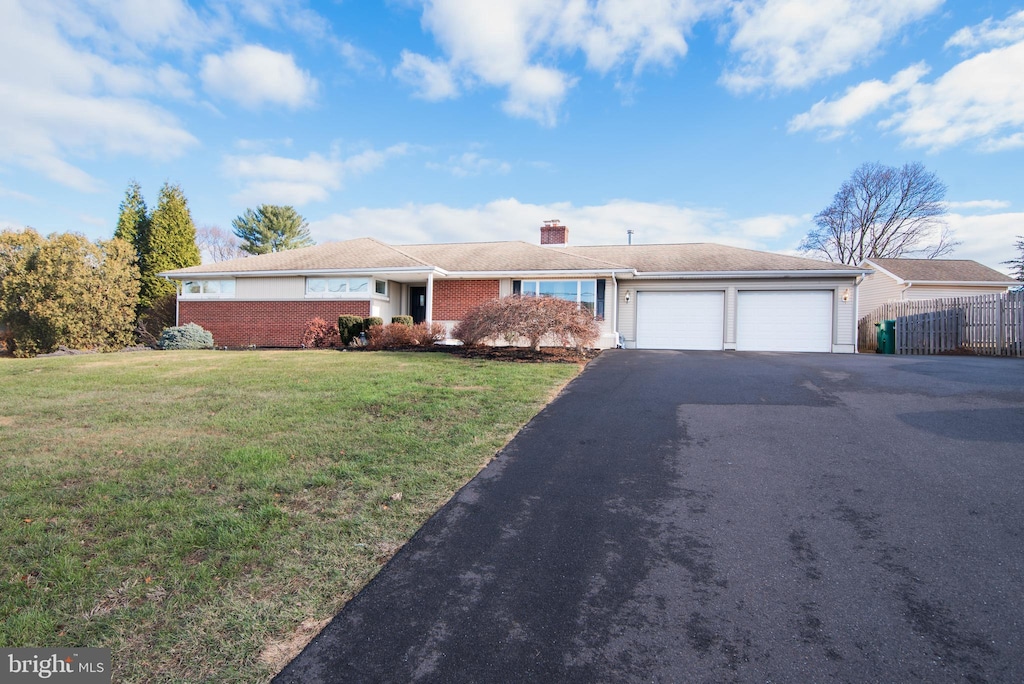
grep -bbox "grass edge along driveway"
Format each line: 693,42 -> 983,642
0,350 -> 583,683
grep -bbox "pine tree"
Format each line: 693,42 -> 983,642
139,182 -> 200,308
1006,236 -> 1024,282
232,204 -> 314,255
114,179 -> 149,262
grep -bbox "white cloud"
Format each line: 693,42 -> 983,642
946,10 -> 1024,53
0,0 -> 199,192
399,0 -> 709,125
393,51 -> 459,101
788,63 -> 928,136
884,41 -> 1024,152
308,197 -> 805,249
946,211 -> 1024,275
721,0 -> 941,93
200,45 -> 317,109
427,152 -> 512,177
223,144 -> 413,206
944,200 -> 1011,211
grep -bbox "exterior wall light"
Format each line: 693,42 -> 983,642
842,288 -> 851,302
624,290 -> 632,303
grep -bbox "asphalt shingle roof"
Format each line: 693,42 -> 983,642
867,258 -> 1016,283
162,237 -> 866,277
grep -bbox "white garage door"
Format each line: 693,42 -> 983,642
636,291 -> 724,350
736,291 -> 832,352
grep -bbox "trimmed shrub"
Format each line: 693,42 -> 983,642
362,317 -> 383,331
391,315 -> 414,327
159,323 -> 214,350
410,321 -> 447,346
366,323 -> 415,350
301,317 -> 340,348
337,315 -> 363,346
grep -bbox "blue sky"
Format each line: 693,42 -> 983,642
1,1 -> 1022,272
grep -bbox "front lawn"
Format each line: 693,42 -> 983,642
0,350 -> 582,682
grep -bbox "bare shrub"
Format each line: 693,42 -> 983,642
453,295 -> 600,351
410,321 -> 447,346
366,323 -> 415,350
300,318 -> 340,348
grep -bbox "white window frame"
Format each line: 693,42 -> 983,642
520,279 -> 597,314
180,279 -> 236,299
305,277 -> 389,300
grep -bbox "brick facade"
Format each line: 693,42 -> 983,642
432,279 -> 501,320
179,300 -> 370,348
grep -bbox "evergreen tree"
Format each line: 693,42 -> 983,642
1006,236 -> 1024,282
232,204 -> 314,255
0,229 -> 140,356
139,182 -> 200,308
114,179 -> 149,262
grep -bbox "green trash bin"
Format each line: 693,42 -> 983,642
875,319 -> 896,354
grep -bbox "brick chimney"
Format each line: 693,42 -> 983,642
540,219 -> 568,245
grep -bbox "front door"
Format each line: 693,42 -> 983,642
410,287 -> 427,324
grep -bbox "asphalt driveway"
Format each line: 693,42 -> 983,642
276,350 -> 1024,683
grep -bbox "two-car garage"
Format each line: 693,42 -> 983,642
634,289 -> 835,353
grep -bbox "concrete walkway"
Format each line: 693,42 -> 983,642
276,350 -> 1024,683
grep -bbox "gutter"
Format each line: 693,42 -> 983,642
159,266 -> 446,279
631,269 -> 871,280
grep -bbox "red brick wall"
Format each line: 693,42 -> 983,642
178,300 -> 370,348
432,280 -> 500,320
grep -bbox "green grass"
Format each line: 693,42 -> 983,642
0,350 -> 581,682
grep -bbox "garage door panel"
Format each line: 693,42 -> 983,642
736,291 -> 832,352
636,291 -> 724,350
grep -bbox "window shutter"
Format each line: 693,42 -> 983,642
512,280 -> 521,295
596,279 -> 606,318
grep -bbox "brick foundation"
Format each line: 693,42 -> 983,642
178,300 -> 371,348
432,280 -> 500,320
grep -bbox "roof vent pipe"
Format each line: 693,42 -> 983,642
627,229 -> 633,245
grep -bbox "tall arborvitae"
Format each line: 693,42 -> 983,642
139,182 -> 200,309
114,179 -> 149,263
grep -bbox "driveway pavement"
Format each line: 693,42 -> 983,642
275,350 -> 1024,683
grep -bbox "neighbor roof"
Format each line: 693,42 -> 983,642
865,258 -> 1016,284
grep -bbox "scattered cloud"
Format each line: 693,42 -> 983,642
200,45 -> 318,109
788,63 -> 928,136
427,152 -> 512,177
308,197 -> 806,249
789,10 -> 1024,152
721,0 -> 941,93
397,0 -> 710,125
0,0 -> 202,192
394,50 -> 459,101
223,143 -> 414,205
884,41 -> 1024,152
944,199 -> 1011,211
945,9 -> 1024,53
946,210 -> 1024,274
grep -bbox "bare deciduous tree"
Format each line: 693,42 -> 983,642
195,225 -> 246,263
800,162 -> 958,264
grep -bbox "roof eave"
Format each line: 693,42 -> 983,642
160,266 -> 446,279
631,269 -> 870,280
906,280 -> 1016,287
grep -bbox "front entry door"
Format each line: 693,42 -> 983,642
410,287 -> 427,324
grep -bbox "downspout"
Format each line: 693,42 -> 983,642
426,271 -> 434,324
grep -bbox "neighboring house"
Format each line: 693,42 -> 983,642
160,222 -> 869,353
857,258 -> 1017,319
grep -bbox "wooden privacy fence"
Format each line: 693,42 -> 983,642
858,290 -> 1024,356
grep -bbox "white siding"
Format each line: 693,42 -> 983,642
235,276 -> 305,300
857,273 -> 905,319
